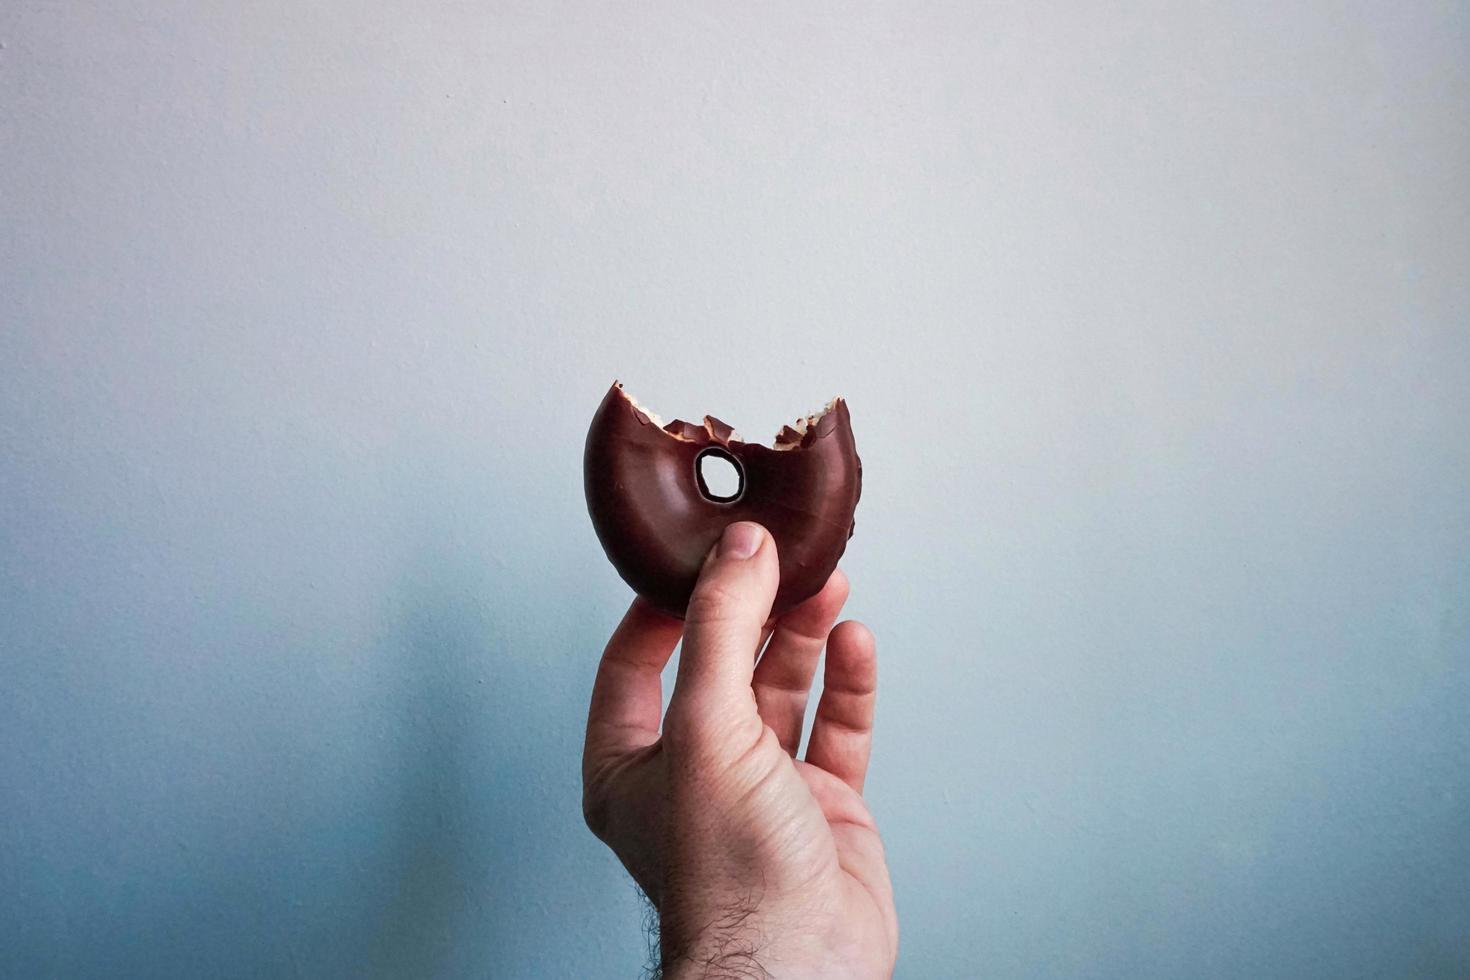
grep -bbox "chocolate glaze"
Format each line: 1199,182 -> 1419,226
584,381 -> 862,618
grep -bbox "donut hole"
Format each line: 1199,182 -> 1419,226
695,449 -> 744,503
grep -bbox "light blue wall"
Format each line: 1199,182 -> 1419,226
3,3 -> 1467,977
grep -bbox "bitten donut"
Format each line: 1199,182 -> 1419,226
583,381 -> 862,618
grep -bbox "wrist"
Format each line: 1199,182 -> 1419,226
659,906 -> 853,980
659,904 -> 770,980
661,945 -> 768,980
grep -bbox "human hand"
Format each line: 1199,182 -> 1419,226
582,521 -> 898,979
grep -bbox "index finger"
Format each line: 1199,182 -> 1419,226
584,597 -> 683,758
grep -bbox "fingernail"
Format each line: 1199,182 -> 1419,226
719,521 -> 762,560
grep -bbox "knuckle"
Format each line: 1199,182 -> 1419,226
666,699 -> 763,759
660,700 -> 713,750
659,703 -> 693,744
581,786 -> 611,840
682,579 -> 747,626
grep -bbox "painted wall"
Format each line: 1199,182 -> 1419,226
3,3 -> 1467,977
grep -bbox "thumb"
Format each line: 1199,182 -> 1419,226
668,521 -> 779,720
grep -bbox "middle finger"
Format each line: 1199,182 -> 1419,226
751,569 -> 850,754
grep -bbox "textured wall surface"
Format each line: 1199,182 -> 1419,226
3,3 -> 1468,978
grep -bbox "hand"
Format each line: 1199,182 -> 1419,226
582,521 -> 898,979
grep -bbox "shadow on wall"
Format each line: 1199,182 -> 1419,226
358,564 -> 497,979
350,540 -> 594,980
0,422 -> 638,980
14,550 -> 587,979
